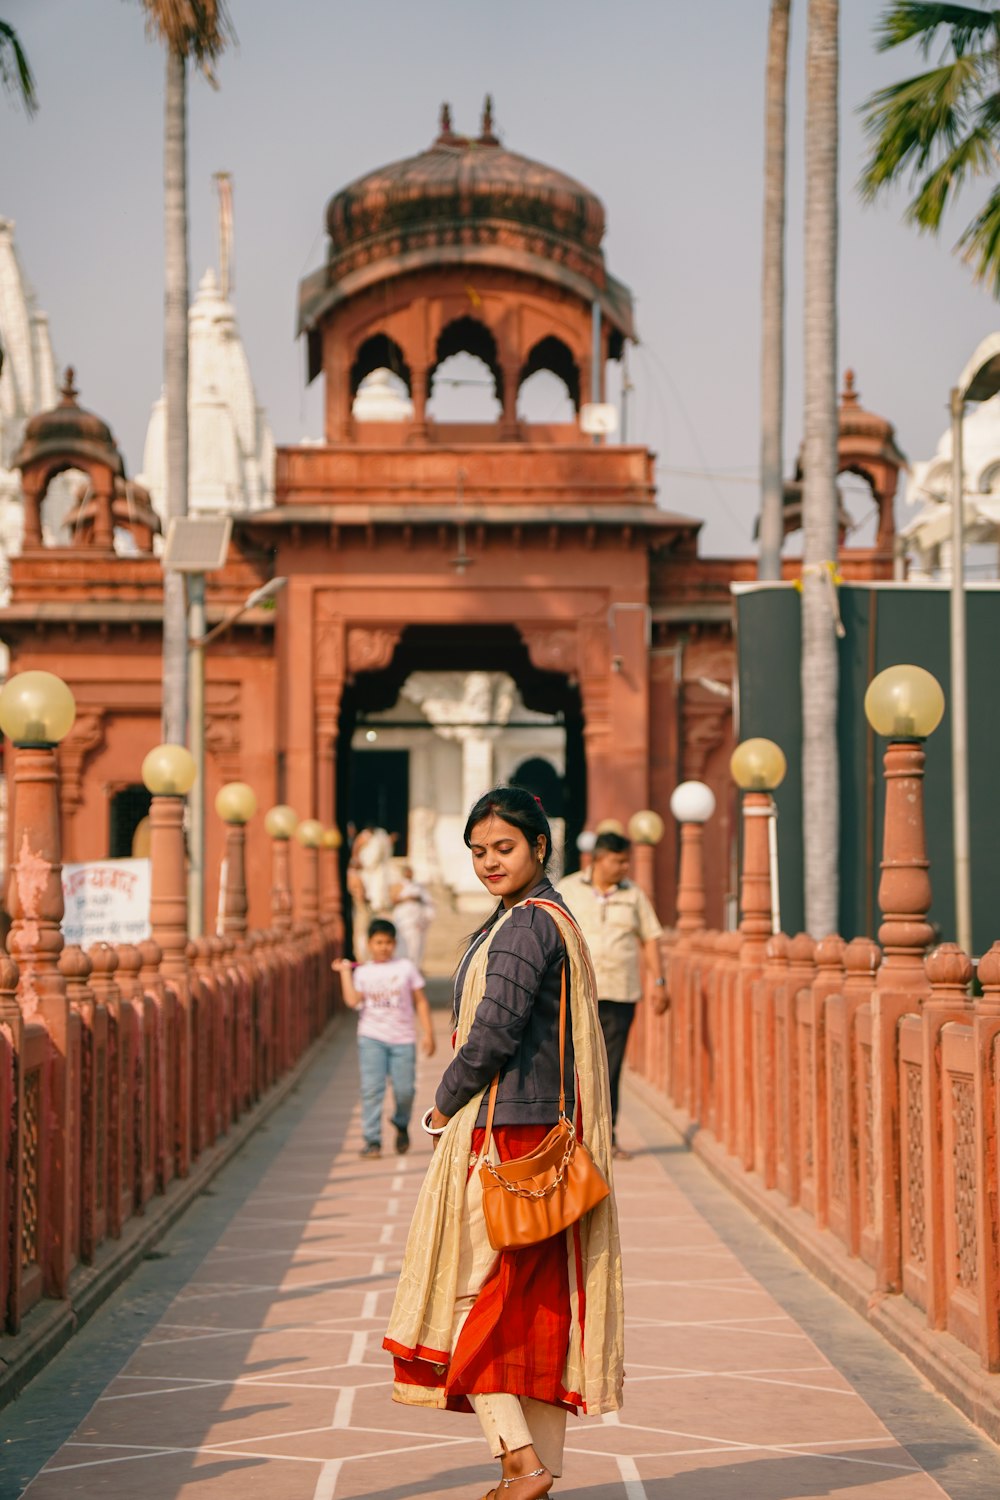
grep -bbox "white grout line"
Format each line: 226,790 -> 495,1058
348,1330 -> 368,1365
312,1459 -> 342,1499
361,1291 -> 379,1318
331,1387 -> 356,1429
616,1454 -> 650,1498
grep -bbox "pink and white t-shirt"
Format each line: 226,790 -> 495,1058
353,957 -> 425,1045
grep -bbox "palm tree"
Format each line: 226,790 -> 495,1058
138,2 -> 232,745
801,0 -> 840,937
758,0 -> 792,581
0,19 -> 36,114
860,3 -> 1000,295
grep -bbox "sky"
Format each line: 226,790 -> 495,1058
3,0 -> 998,556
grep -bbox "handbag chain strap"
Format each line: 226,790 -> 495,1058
481,901 -> 574,1198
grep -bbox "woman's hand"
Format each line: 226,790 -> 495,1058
420,1035 -> 437,1058
429,1106 -> 449,1147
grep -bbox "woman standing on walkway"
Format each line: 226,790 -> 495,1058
384,786 -> 624,1500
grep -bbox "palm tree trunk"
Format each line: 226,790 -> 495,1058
758,0 -> 791,580
162,45 -> 189,745
801,0 -> 840,936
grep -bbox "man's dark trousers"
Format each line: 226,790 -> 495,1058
598,999 -> 637,1139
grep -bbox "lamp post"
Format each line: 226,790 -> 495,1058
141,744 -> 197,983
864,663 -> 944,1295
214,781 -> 257,944
669,781 -> 716,934
187,575 -> 287,940
627,808 -> 665,901
864,664 -> 945,977
730,737 -> 787,942
295,818 -> 323,928
0,670 -> 76,1296
264,804 -> 297,936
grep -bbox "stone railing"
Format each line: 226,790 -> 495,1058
0,919 -> 338,1345
627,927 -> 1000,1432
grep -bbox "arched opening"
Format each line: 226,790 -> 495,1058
510,756 -> 565,819
350,333 -> 412,399
335,625 -> 585,955
518,336 -> 579,421
109,784 -> 152,858
427,317 -> 502,423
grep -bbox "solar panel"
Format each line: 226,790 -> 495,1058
162,516 -> 233,573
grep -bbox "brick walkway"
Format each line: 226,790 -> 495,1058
9,995 -> 1000,1500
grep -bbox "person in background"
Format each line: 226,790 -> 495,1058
391,862 -> 436,968
333,918 -> 435,1158
557,831 -> 665,1160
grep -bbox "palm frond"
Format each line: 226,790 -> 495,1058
0,20 -> 37,114
138,0 -> 234,62
906,122 -> 994,225
957,182 -> 1000,291
875,2 -> 1000,58
859,51 -> 990,197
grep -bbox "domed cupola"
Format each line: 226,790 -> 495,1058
298,101 -> 635,395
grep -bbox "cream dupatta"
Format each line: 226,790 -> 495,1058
384,898 -> 625,1414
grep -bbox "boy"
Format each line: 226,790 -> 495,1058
333,919 -> 435,1158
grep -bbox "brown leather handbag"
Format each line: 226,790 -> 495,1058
479,930 -> 610,1253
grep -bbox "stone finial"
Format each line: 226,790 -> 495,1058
925,941 -> 973,1000
480,93 -> 498,143
975,941 -> 1000,1014
137,937 -> 162,975
841,368 -> 858,405
438,102 -> 453,139
788,932 -> 817,966
88,941 -> 119,978
58,944 -> 92,983
815,933 -> 846,970
60,366 -> 78,403
765,933 -> 789,965
843,936 -> 882,979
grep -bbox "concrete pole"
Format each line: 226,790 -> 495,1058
187,574 -> 206,940
949,387 -> 972,954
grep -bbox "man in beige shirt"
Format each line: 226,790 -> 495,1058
558,830 -> 665,1159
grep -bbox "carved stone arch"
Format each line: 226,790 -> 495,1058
518,334 -> 581,410
350,332 -> 412,397
430,316 -> 503,405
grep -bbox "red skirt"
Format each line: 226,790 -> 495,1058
386,1123 -> 583,1413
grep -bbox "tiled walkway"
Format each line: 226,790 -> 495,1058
6,997 -> 1000,1500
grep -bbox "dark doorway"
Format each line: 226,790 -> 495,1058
348,749 -> 409,854
511,757 -> 565,819
109,784 -> 152,858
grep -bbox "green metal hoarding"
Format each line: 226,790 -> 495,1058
735,581 -> 1000,954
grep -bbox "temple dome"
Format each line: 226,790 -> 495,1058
15,367 -> 124,477
326,100 -> 606,284
298,102 -> 635,360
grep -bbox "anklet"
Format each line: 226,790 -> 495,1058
499,1469 -> 546,1490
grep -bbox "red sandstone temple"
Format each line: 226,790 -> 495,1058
0,104 -> 902,931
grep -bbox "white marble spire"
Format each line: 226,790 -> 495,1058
138,266 -> 275,521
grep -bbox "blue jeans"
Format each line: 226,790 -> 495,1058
358,1037 -> 416,1146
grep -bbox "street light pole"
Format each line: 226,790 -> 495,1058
188,573 -> 207,939
187,575 -> 286,940
949,386 -> 972,954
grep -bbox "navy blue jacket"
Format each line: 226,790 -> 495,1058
435,879 -> 576,1127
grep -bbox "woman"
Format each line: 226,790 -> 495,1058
384,787 -> 624,1500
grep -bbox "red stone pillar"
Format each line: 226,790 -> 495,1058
921,943 -> 973,1330
148,793 -> 191,1176
6,740 -> 76,1298
873,738 -> 934,1294
973,943 -> 1000,1369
